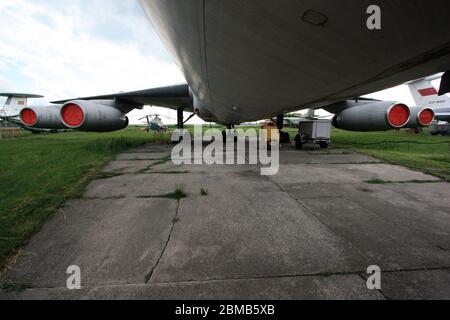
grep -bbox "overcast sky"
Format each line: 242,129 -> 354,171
0,0 -> 441,124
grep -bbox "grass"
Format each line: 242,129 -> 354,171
145,171 -> 190,174
284,127 -> 450,181
168,186 -> 188,200
328,129 -> 450,181
0,281 -> 32,292
366,178 -> 441,185
138,185 -> 187,201
0,127 -> 157,270
365,178 -> 387,184
138,155 -> 172,173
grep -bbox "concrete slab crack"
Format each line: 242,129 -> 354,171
7,266 -> 450,292
268,178 -> 373,263
144,201 -> 180,283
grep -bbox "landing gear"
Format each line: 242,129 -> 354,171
276,115 -> 284,132
276,114 -> 291,144
222,125 -> 237,143
172,108 -> 185,144
280,131 -> 290,144
177,108 -> 184,129
295,134 -> 303,150
172,108 -> 197,144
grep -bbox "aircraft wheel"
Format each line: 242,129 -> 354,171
280,131 -> 291,144
295,134 -> 303,150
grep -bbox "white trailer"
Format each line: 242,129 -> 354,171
295,119 -> 332,150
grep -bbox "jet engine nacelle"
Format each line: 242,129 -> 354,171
331,101 -> 411,131
20,105 -> 67,129
403,106 -> 435,128
60,100 -> 129,132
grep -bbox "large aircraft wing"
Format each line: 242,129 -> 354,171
51,84 -> 193,111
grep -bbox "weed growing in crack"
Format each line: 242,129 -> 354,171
0,282 -> 32,293
138,185 -> 187,201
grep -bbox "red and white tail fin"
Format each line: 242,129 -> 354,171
407,74 -> 450,109
0,93 -> 43,117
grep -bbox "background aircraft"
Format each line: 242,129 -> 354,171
14,1 -> 450,136
0,93 -> 57,133
407,75 -> 450,122
0,93 -> 42,120
139,114 -> 169,132
0,93 -> 70,134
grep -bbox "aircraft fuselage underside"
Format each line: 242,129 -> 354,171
140,0 -> 450,125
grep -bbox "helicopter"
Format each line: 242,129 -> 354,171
138,114 -> 170,133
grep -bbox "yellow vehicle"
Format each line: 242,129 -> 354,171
261,121 -> 280,146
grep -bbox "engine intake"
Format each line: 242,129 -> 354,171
387,104 -> 410,128
404,107 -> 435,128
60,100 -> 129,132
61,104 -> 84,127
20,106 -> 67,129
418,108 -> 435,126
330,101 -> 411,131
20,108 -> 37,126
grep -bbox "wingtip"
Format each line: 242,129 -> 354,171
0,93 -> 44,98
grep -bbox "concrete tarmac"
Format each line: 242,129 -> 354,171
1,142 -> 450,300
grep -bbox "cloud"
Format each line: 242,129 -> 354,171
0,0 -> 197,123
0,74 -> 17,92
